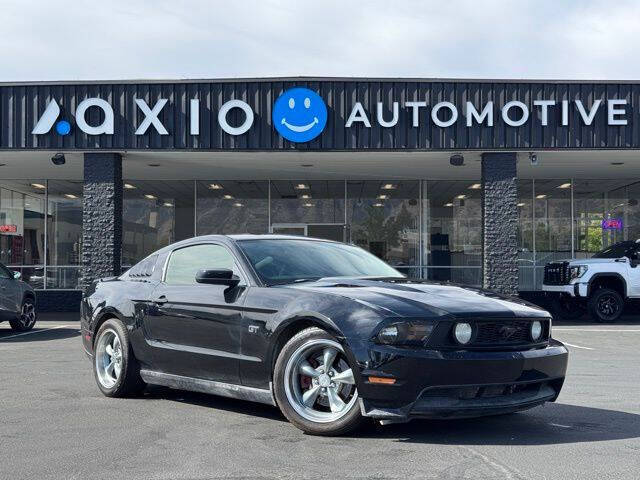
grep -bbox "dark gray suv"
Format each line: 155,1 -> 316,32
0,263 -> 37,332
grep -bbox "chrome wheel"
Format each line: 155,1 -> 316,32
20,301 -> 36,328
283,338 -> 358,423
95,329 -> 123,389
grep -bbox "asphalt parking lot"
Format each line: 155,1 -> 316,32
1,316 -> 639,480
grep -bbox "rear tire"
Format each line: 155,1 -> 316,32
588,288 -> 624,323
273,327 -> 364,436
93,318 -> 145,397
9,297 -> 37,332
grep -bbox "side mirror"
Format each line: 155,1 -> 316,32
195,268 -> 240,288
13,271 -> 21,280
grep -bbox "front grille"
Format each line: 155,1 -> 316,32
475,320 -> 532,344
544,261 -> 569,285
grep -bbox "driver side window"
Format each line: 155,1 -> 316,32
0,264 -> 12,280
165,244 -> 240,285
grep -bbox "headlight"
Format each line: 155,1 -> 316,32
531,320 -> 543,341
454,322 -> 473,345
374,322 -> 434,346
568,265 -> 588,280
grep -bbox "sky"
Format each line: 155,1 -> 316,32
2,0 -> 640,82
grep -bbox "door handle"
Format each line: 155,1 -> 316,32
153,295 -> 168,305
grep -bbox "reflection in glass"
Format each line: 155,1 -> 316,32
347,181 -> 419,267
123,180 -> 194,267
196,181 -> 268,236
423,180 -> 481,285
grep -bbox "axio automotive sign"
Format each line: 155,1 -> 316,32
30,86 -> 632,143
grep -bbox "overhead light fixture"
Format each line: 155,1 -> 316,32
233,202 -> 244,207
536,194 -> 547,199
31,183 -> 46,189
163,202 -> 173,207
148,163 -> 161,167
456,194 -> 466,199
517,202 -> 526,207
300,194 -> 311,199
124,183 -> 137,189
144,194 -> 156,199
373,203 -> 384,207
64,194 -> 78,199
377,194 -> 389,200
300,164 -> 314,168
557,183 -> 572,189
381,183 -> 397,190
444,202 -> 454,207
209,183 -> 223,190
223,194 -> 234,200
303,202 -> 314,207
611,162 -> 625,166
294,183 -> 309,190
468,183 -> 481,190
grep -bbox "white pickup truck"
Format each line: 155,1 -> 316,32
542,240 -> 640,322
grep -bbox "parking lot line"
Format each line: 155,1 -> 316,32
554,328 -> 640,332
0,324 -> 75,340
561,342 -> 594,350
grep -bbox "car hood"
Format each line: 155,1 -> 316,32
284,277 -> 549,319
564,258 -> 621,265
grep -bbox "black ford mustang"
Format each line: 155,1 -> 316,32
81,235 -> 568,435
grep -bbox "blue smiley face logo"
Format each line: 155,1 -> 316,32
273,87 -> 327,142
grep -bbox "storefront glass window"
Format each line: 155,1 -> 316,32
271,181 -> 345,241
347,180 -> 420,276
0,181 -> 46,288
517,180 -> 535,291
423,180 -> 482,286
123,180 -> 194,267
196,181 -> 268,236
47,181 -> 83,289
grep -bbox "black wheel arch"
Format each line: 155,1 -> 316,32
587,273 -> 628,299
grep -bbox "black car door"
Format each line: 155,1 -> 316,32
0,264 -> 19,320
143,243 -> 249,384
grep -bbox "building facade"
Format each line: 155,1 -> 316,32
1,77 -> 640,310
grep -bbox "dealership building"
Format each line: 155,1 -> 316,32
1,77 -> 640,310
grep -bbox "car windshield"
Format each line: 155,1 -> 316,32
237,239 -> 404,285
592,241 -> 638,258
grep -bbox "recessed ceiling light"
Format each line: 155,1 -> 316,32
557,183 -> 572,189
64,194 -> 78,199
468,183 -> 481,190
444,202 -> 454,207
233,202 -> 244,207
209,183 -> 223,190
536,194 -> 547,199
163,202 -> 173,207
223,194 -> 234,200
517,202 -> 526,207
148,163 -> 161,167
31,183 -> 46,189
373,203 -> 384,207
611,162 -> 625,166
377,194 -> 389,200
144,194 -> 156,199
456,194 -> 466,199
294,183 -> 309,190
303,202 -> 314,207
300,164 -> 314,168
381,183 -> 397,190
300,194 -> 311,199
124,183 -> 137,189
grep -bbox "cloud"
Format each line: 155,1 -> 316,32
2,0 -> 639,81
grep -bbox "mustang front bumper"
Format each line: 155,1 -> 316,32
354,340 -> 568,423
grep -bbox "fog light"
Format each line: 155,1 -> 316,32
454,322 -> 473,344
531,321 -> 543,341
377,325 -> 399,344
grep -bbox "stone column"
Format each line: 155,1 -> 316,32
481,152 -> 519,295
81,153 -> 122,291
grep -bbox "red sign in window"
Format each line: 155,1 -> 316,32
0,224 -> 17,233
602,218 -> 623,230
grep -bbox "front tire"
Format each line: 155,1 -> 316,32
93,318 -> 145,397
273,327 -> 364,436
9,297 -> 37,332
588,288 -> 624,323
